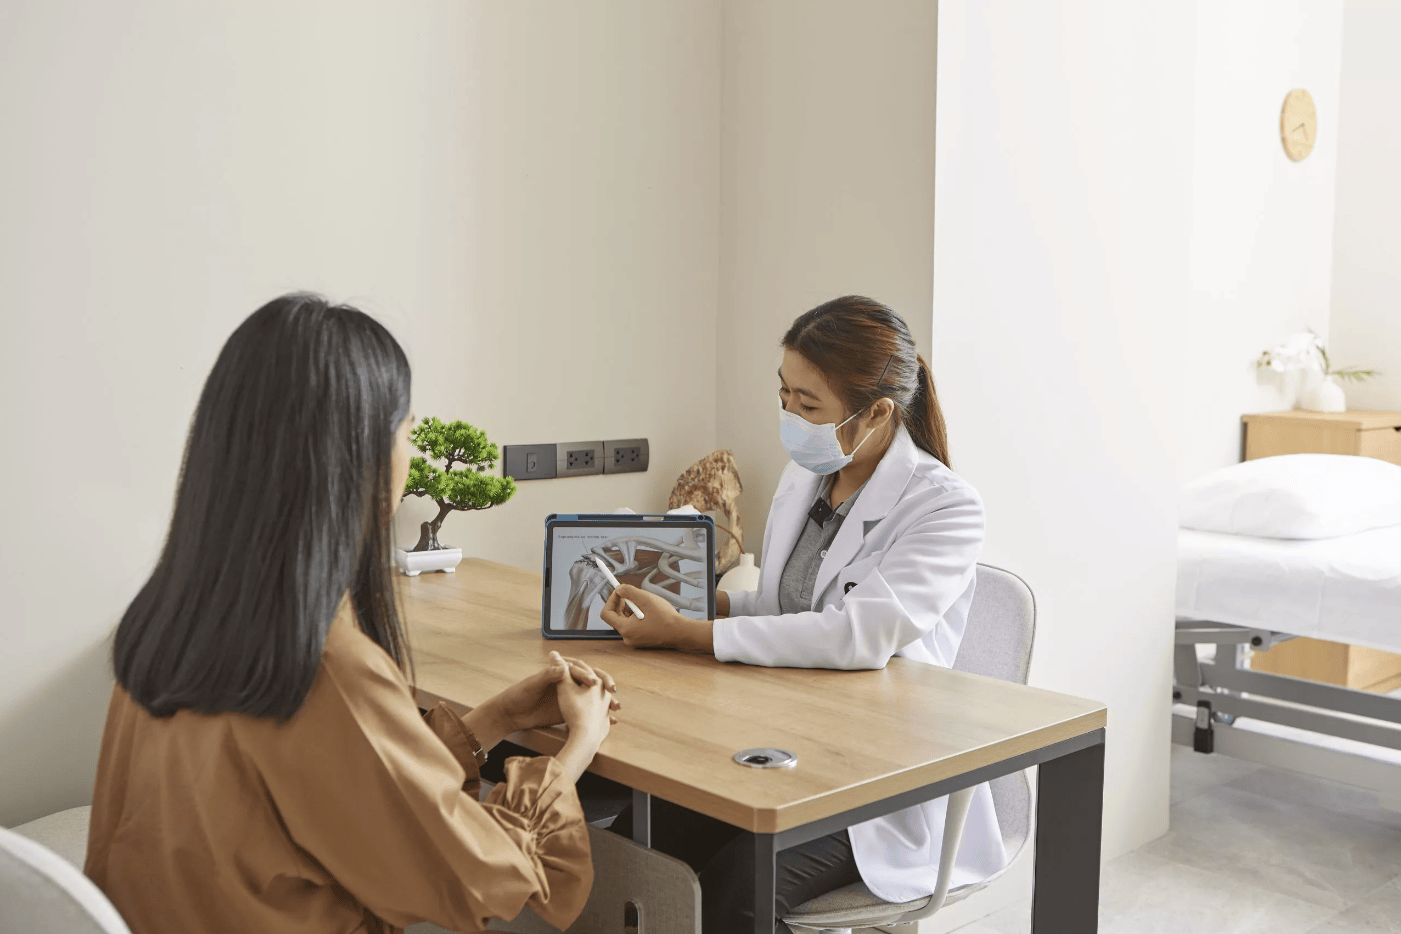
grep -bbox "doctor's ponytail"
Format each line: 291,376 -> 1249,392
909,353 -> 950,468
782,295 -> 952,467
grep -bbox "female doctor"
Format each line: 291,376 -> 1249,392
601,294 -> 1007,934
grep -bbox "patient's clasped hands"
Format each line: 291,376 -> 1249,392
497,653 -> 620,732
470,652 -> 618,785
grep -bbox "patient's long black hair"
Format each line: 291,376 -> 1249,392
113,294 -> 412,721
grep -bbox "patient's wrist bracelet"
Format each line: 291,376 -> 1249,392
461,723 -> 488,767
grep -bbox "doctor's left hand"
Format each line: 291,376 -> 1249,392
601,584 -> 712,653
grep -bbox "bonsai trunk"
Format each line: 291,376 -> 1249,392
411,501 -> 456,552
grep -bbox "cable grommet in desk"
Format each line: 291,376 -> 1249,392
734,748 -> 797,769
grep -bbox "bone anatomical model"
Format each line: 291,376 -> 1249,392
669,450 -> 744,575
563,530 -> 709,630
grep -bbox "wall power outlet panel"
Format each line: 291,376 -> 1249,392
557,441 -> 605,478
603,438 -> 649,474
503,439 -> 647,480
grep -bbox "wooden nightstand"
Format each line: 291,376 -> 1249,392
1239,409 -> 1401,693
1241,409 -> 1401,465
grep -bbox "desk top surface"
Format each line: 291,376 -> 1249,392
403,559 -> 1106,833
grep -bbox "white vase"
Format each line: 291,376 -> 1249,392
1288,368 -> 1317,409
1302,375 -> 1346,413
718,553 -> 760,592
395,546 -> 464,576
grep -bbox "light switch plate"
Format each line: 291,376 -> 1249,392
503,444 -> 557,481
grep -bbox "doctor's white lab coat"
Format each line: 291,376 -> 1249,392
714,426 -> 1008,903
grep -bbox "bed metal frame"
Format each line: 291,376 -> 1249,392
1173,620 -> 1401,808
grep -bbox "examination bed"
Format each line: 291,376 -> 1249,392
1179,525 -> 1401,655
1171,456 -> 1401,802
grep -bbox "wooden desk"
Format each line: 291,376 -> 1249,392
402,559 -> 1108,934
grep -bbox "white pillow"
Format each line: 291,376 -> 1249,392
1180,453 -> 1401,540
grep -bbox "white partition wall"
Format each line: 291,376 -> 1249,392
1180,0 -> 1343,481
1330,0 -> 1401,410
927,3 -> 1193,919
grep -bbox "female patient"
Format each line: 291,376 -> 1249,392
86,294 -> 617,934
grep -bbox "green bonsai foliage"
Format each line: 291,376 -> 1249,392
402,417 -> 517,552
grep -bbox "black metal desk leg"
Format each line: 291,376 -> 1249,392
753,832 -> 776,934
632,789 -> 651,848
1032,734 -> 1105,933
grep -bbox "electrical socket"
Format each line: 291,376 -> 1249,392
503,443 -> 558,481
557,441 -> 605,478
603,438 -> 649,474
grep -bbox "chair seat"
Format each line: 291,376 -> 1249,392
784,878 -> 990,929
784,882 -> 930,927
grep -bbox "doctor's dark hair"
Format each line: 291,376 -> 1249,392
782,295 -> 950,466
112,294 -> 413,721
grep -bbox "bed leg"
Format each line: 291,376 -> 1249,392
1174,644 -> 1202,693
1194,700 -> 1215,754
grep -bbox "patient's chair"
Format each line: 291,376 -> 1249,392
781,563 -> 1038,933
12,804 -> 695,934
2,806 -> 131,933
472,824 -> 699,934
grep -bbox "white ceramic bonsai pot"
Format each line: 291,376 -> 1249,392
394,546 -> 463,576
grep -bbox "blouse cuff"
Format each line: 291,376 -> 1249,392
483,756 -> 592,929
422,702 -> 483,796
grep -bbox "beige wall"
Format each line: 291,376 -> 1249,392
0,0 -> 721,827
716,0 -> 939,553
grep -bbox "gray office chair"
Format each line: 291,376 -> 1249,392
13,802 -> 693,934
782,564 -> 1038,934
3,805 -> 131,933
477,823 -> 700,934
402,783 -> 700,934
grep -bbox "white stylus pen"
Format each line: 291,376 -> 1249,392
590,556 -> 645,619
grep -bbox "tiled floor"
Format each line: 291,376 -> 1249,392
954,745 -> 1401,934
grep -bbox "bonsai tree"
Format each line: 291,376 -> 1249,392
402,417 -> 517,552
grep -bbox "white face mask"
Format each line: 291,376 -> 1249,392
778,405 -> 878,475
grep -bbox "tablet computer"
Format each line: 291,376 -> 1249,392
542,513 -> 716,639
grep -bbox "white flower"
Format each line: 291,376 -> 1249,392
1260,331 -> 1323,373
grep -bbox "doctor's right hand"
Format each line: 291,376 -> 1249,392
601,584 -> 716,654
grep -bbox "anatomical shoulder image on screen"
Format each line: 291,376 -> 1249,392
549,525 -> 709,630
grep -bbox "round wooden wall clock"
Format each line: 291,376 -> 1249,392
1280,89 -> 1317,162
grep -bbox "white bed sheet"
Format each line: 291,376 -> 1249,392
1177,525 -> 1401,654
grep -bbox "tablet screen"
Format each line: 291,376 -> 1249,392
546,519 -> 713,633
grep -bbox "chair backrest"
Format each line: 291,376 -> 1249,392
0,825 -> 131,934
486,824 -> 700,933
12,805 -> 93,870
954,564 -> 1037,864
955,564 -> 1036,684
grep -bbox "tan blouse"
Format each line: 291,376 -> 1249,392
85,612 -> 592,934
